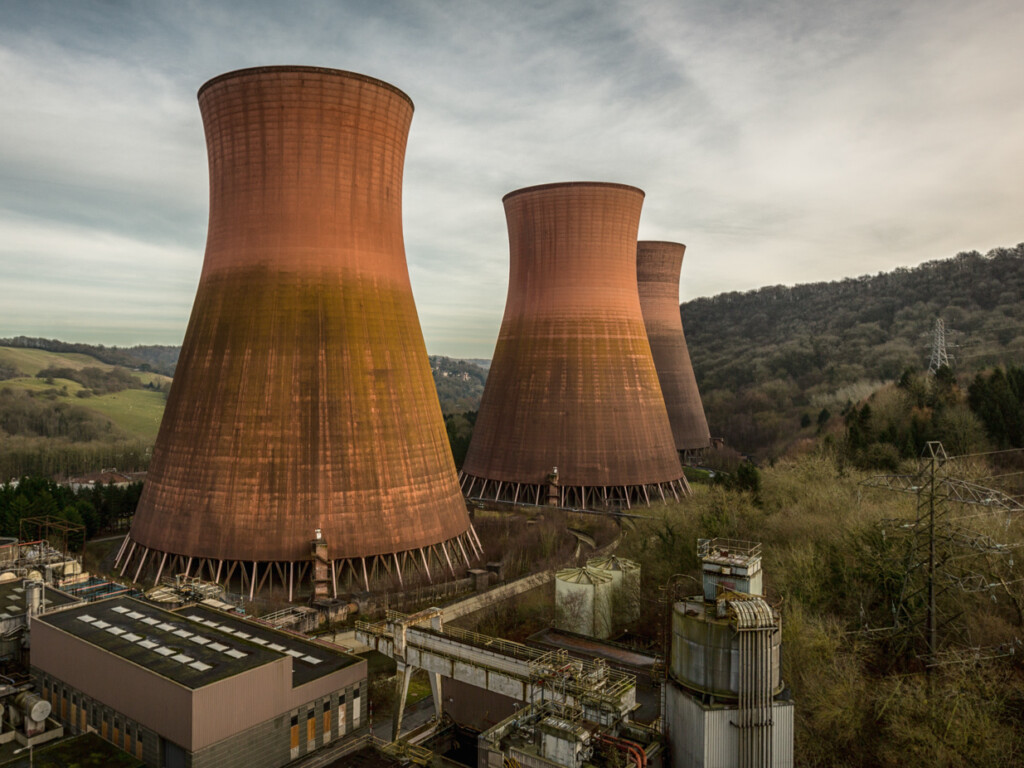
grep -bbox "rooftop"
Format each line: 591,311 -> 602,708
37,596 -> 359,689
0,580 -> 79,620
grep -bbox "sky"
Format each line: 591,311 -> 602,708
1,0 -> 1021,358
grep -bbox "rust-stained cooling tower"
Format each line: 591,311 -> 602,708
117,66 -> 479,597
460,182 -> 690,509
637,241 -> 711,454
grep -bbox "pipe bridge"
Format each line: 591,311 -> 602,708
355,608 -> 637,738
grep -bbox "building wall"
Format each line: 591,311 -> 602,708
32,619 -> 194,748
36,669 -> 367,768
665,682 -> 794,768
32,617 -> 366,752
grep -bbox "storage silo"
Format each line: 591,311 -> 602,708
555,566 -> 613,639
587,555 -> 641,625
665,539 -> 793,768
117,67 -> 478,598
637,241 -> 711,456
460,183 -> 690,509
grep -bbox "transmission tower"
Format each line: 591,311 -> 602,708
927,318 -> 952,375
861,441 -> 1022,666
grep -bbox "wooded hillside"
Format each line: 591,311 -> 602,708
683,244 -> 1024,457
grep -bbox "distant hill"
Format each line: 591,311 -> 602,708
429,356 -> 488,413
682,243 -> 1024,457
0,337 -> 180,376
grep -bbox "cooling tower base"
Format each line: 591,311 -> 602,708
459,472 -> 691,510
114,526 -> 483,600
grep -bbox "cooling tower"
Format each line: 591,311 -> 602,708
637,241 -> 711,454
460,182 -> 689,509
117,66 -> 478,597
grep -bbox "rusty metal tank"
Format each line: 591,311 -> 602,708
119,66 -> 478,597
460,182 -> 689,509
637,241 -> 711,453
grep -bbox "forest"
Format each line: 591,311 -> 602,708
683,244 -> 1024,459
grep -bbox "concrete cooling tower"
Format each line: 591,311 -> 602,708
637,241 -> 711,454
460,182 -> 690,509
117,66 -> 479,598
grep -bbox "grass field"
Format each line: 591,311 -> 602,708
0,347 -> 171,388
1,347 -> 169,442
0,346 -> 114,376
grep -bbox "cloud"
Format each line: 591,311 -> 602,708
0,0 -> 1021,356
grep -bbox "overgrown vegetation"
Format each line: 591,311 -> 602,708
617,454 -> 1024,767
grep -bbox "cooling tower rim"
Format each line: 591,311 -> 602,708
638,240 -> 687,250
198,66 -> 414,108
502,181 -> 645,203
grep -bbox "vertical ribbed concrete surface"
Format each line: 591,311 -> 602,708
637,241 -> 711,452
461,183 -> 687,508
121,67 -> 473,591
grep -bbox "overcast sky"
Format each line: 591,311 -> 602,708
1,0 -> 1021,357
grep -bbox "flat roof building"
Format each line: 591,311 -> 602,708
31,596 -> 366,768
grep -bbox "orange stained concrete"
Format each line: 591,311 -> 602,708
637,241 -> 711,452
462,182 -> 685,488
129,66 -> 470,562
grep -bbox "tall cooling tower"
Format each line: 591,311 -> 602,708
637,241 -> 711,454
117,66 -> 479,598
460,182 -> 690,509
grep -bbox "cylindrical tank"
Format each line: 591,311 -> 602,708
120,66 -> 474,592
14,692 -> 51,723
636,241 -> 710,453
587,555 -> 641,624
669,600 -> 782,699
555,566 -> 613,639
26,580 -> 43,617
461,183 -> 688,509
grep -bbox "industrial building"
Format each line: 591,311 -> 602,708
664,539 -> 793,768
637,241 -> 711,456
0,578 -> 80,664
30,595 -> 367,768
461,182 -> 690,509
119,66 -> 478,597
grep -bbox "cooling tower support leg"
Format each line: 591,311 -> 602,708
250,562 -> 257,601
154,552 -> 168,585
119,541 -> 136,576
133,547 -> 150,583
289,563 -> 294,603
362,558 -> 371,591
115,535 -> 130,567
441,542 -> 455,576
420,548 -> 432,583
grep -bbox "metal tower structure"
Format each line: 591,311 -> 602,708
927,318 -> 951,375
861,442 -> 1022,665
